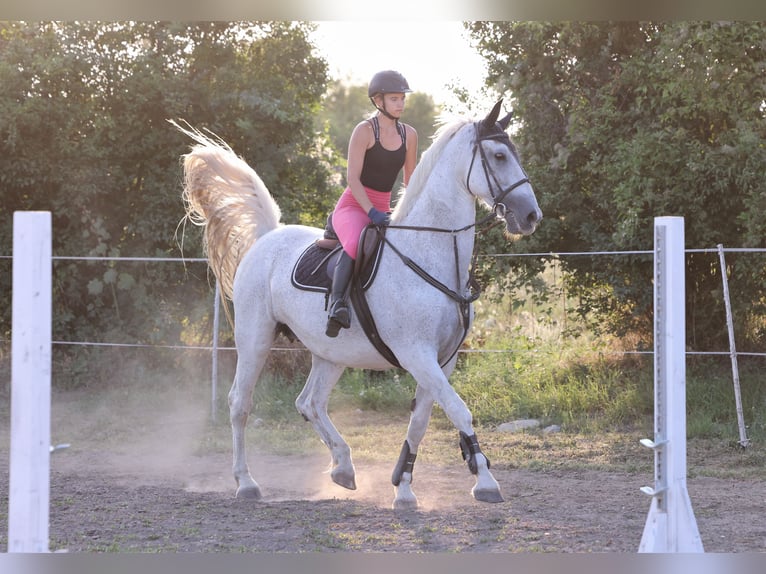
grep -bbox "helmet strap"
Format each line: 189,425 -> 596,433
370,96 -> 398,121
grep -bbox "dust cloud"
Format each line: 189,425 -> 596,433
43,352 -> 481,513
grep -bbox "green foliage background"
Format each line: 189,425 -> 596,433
467,21 -> 766,351
1,21 -> 765,402
0,21 -> 340,351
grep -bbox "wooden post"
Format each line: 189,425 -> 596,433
8,211 -> 52,553
716,244 -> 749,448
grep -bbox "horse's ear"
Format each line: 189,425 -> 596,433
498,111 -> 513,131
483,99 -> 503,129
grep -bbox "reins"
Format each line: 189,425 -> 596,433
380,209 -> 500,303
371,224 -> 481,368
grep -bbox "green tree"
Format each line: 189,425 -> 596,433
0,21 -> 341,372
468,21 -> 766,350
403,91 -> 439,159
321,80 -> 370,158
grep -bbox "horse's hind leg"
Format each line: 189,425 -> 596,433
392,383 -> 434,510
229,330 -> 275,500
295,356 -> 356,490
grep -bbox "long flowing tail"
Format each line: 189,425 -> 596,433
172,120 -> 282,302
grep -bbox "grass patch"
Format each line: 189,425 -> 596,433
450,343 -> 654,431
333,370 -> 417,413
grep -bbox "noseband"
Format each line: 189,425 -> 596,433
466,123 -> 530,219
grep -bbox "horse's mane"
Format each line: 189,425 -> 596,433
393,116 -> 472,219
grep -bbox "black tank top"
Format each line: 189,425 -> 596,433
359,116 -> 407,192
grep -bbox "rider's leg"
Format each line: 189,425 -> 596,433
326,250 -> 354,337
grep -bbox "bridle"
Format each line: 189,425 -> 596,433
466,122 -> 531,222
370,120 -> 532,367
385,122 -> 531,236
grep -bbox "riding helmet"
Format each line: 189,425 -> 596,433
368,70 -> 412,97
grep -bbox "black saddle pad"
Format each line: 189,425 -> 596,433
291,242 -> 338,293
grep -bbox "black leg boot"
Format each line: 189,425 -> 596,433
326,251 -> 354,337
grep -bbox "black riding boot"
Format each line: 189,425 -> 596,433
326,251 -> 354,337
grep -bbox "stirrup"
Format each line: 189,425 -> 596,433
326,300 -> 350,337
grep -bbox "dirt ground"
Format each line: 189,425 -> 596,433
1,395 -> 765,554
33,456 -> 766,552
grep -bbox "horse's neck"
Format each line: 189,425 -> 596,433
399,166 -> 477,232
395,172 -> 477,282
398,126 -> 478,230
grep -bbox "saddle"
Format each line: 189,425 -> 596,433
291,225 -> 401,367
290,228 -> 383,294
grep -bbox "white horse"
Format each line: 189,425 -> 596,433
174,101 -> 542,510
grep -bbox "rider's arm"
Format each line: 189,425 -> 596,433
402,125 -> 418,186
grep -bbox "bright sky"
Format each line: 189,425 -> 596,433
310,21 -> 494,114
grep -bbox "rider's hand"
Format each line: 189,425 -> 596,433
368,207 -> 391,226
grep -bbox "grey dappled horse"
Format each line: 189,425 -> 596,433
174,101 -> 541,509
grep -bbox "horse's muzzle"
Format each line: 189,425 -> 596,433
504,205 -> 542,236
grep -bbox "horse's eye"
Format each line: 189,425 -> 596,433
494,152 -> 506,161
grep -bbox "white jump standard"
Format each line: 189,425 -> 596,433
8,211 -> 53,553
639,216 -> 703,553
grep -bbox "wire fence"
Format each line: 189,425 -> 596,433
1,247 -> 765,358
3,246 -> 765,424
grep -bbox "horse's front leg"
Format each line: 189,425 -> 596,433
391,383 -> 433,510
405,360 -> 504,504
459,430 -> 504,503
295,356 -> 356,490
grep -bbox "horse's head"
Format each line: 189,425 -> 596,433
468,100 -> 542,236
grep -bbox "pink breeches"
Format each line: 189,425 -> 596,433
331,187 -> 392,259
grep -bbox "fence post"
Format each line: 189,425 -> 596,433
8,211 -> 52,553
211,282 -> 221,423
716,244 -> 749,448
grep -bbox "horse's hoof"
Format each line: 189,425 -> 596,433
392,498 -> 419,511
473,488 -> 504,503
235,484 -> 263,500
331,469 -> 357,490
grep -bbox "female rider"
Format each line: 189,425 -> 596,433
326,70 -> 418,337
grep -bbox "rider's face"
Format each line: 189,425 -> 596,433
377,93 -> 406,117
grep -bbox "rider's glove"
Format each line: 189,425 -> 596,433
368,207 -> 391,226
